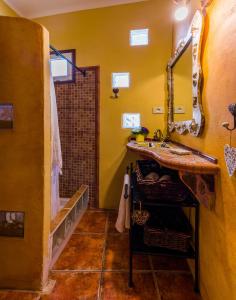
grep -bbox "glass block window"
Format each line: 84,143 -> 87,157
50,49 -> 76,83
130,29 -> 149,46
51,59 -> 68,77
112,72 -> 130,88
122,113 -> 140,129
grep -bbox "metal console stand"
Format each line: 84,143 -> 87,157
128,163 -> 200,292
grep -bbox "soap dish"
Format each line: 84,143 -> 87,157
170,148 -> 192,155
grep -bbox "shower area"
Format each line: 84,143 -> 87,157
54,65 -> 99,211
49,49 -> 99,265
50,47 -> 99,216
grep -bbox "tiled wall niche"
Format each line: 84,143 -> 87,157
0,104 -> 13,129
0,211 -> 24,237
55,67 -> 99,208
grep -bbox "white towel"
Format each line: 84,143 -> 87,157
50,74 -> 62,173
50,67 -> 63,219
51,165 -> 60,219
115,174 -> 130,233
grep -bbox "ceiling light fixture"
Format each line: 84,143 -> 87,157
175,5 -> 189,21
173,0 -> 189,22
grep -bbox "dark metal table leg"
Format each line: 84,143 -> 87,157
129,163 -> 134,288
128,227 -> 133,288
194,204 -> 200,293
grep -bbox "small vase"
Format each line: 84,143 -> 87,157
136,134 -> 145,143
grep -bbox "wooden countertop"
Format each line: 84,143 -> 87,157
127,141 -> 219,175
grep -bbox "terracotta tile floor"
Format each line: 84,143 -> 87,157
0,210 -> 202,300
53,234 -> 104,271
0,292 -> 40,300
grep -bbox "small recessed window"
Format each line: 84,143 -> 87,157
122,113 -> 140,129
130,29 -> 149,46
51,59 -> 68,77
50,49 -> 76,83
112,72 -> 130,88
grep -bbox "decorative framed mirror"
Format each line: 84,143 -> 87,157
167,10 -> 205,136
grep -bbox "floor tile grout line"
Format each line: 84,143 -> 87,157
51,268 -> 191,274
101,213 -> 109,270
72,232 -> 105,235
72,232 -> 128,236
154,269 -> 192,274
87,210 -> 109,212
149,256 -> 162,300
0,289 -> 40,294
51,270 -> 102,273
97,212 -> 109,300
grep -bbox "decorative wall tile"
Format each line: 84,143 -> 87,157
0,104 -> 13,129
55,68 -> 98,208
0,211 -> 24,237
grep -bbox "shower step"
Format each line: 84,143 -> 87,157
49,185 -> 89,267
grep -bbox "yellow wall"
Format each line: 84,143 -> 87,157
0,17 -> 51,290
35,0 -> 173,209
0,0 -> 18,16
172,1 -> 236,299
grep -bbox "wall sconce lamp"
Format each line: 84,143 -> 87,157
222,104 -> 236,132
173,0 -> 189,21
112,88 -> 120,99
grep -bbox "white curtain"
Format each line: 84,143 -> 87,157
50,72 -> 63,219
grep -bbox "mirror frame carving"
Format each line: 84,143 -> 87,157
167,10 -> 205,136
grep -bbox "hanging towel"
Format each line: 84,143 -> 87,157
115,174 -> 130,233
51,164 -> 60,219
50,65 -> 63,219
50,74 -> 62,173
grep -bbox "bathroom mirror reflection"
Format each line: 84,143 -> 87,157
167,10 -> 205,136
173,42 -> 193,122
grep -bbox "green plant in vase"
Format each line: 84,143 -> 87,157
131,126 -> 149,143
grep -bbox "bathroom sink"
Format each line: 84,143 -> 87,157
136,141 -> 171,149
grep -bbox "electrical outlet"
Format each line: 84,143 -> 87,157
152,106 -> 164,114
174,106 -> 185,114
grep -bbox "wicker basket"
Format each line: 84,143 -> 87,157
136,160 -> 189,202
144,208 -> 192,252
144,227 -> 191,252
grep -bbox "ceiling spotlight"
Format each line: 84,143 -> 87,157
174,5 -> 189,21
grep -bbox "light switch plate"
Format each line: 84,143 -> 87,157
174,106 -> 185,114
152,106 -> 164,114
